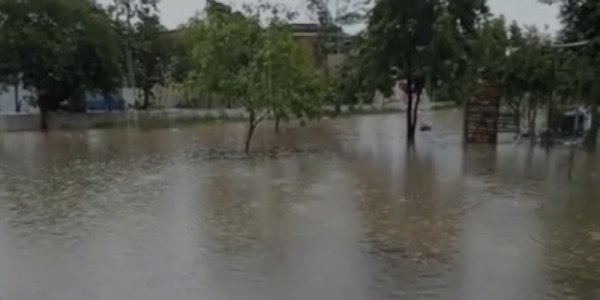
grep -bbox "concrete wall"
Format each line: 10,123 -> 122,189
295,35 -> 319,68
0,108 -> 251,132
120,85 -> 191,108
0,112 -> 130,132
326,53 -> 346,74
372,81 -> 432,109
152,85 -> 187,108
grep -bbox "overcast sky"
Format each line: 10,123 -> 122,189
99,0 -> 560,32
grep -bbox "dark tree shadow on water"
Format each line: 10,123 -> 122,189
462,144 -> 498,178
351,142 -> 463,297
539,176 -> 600,300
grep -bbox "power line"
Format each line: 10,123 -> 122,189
551,40 -> 590,49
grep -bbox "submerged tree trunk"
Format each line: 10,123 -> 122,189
274,115 -> 281,133
141,89 -> 151,110
406,78 -> 416,144
245,111 -> 257,154
139,84 -> 156,110
38,94 -> 49,131
413,90 -> 422,127
40,110 -> 48,131
507,95 -> 521,136
14,82 -> 21,113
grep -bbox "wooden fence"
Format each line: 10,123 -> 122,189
464,83 -> 519,144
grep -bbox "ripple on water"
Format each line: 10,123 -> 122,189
0,113 -> 599,300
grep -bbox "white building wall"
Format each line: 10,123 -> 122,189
0,84 -> 38,114
119,87 -> 141,108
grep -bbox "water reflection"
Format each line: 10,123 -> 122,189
356,143 -> 462,299
0,112 -> 598,300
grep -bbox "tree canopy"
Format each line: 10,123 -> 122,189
549,0 -> 600,147
185,0 -> 327,152
359,0 -> 488,142
0,0 -> 123,109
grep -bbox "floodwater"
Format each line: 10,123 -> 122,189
0,111 -> 599,300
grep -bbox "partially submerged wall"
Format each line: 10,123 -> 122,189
0,108 -> 250,132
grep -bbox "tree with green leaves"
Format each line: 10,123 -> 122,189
109,0 -> 158,92
446,16 -> 509,106
109,0 -> 171,109
361,0 -> 488,144
542,0 -> 600,148
185,0 -> 258,109
187,1 -> 325,153
0,0 -> 123,129
305,0 -> 367,114
468,16 -> 571,141
132,13 -> 171,108
261,22 -> 327,132
502,25 -> 556,138
167,26 -> 195,84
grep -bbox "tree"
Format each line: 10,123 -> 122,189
186,1 -> 325,153
449,17 -> 509,106
168,26 -> 195,84
0,0 -> 123,129
185,0 -> 257,109
305,0 -> 367,114
503,26 -> 556,139
361,0 -> 488,144
133,14 -> 171,108
262,22 -> 326,132
469,16 -> 569,141
109,0 -> 171,109
543,0 -> 600,148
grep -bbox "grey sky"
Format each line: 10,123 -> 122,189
99,0 -> 560,32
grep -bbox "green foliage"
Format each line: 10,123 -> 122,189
132,14 -> 171,108
186,0 -> 326,152
168,27 -> 195,83
360,0 -> 488,142
109,0 -> 171,109
185,0 -> 260,109
0,0 -> 123,117
305,0 -> 368,113
0,0 -> 174,123
259,22 -> 327,129
545,0 -> 600,147
333,40 -> 378,106
467,11 -> 594,138
474,20 -> 555,106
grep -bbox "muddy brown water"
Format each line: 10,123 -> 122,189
0,111 -> 599,300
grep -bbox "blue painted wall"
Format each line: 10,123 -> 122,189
85,92 -> 126,112
1,87 -> 127,113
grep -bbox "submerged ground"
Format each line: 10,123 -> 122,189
0,111 -> 599,300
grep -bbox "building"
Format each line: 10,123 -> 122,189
0,83 -> 37,113
290,23 -> 357,73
